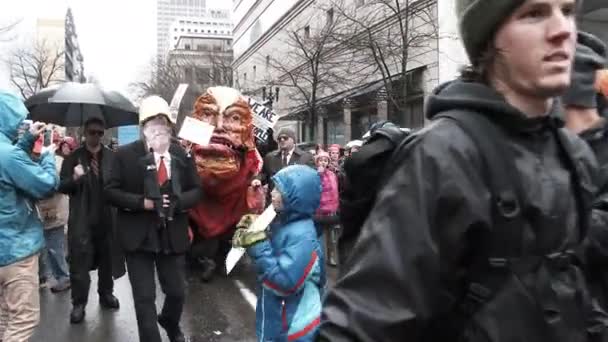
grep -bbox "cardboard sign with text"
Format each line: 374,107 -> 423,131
246,97 -> 280,144
169,84 -> 189,123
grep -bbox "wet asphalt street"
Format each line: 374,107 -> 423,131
31,257 -> 259,342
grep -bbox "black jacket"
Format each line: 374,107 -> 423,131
59,145 -> 125,279
320,80 -> 606,342
260,147 -> 314,185
578,119 -> 608,310
104,141 -> 202,254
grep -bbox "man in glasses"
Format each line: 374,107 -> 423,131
255,126 -> 314,194
59,117 -> 124,324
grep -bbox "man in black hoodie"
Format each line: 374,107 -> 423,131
319,1 -> 608,341
562,31 -> 608,310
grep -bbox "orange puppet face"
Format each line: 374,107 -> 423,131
191,87 -> 256,180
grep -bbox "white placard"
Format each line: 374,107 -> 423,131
246,97 -> 280,143
225,247 -> 245,275
225,205 -> 277,275
178,116 -> 214,146
169,84 -> 189,122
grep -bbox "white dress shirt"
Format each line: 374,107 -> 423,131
154,152 -> 172,179
282,148 -> 295,165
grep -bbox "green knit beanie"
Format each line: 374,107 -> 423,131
457,0 -> 525,65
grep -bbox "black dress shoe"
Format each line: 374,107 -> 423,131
99,294 -> 120,310
158,315 -> 186,342
70,304 -> 85,324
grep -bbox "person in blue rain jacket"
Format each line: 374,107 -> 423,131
0,90 -> 58,340
233,164 -> 325,342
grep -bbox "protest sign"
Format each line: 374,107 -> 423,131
246,97 -> 280,144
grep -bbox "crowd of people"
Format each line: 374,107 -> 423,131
3,0 -> 608,341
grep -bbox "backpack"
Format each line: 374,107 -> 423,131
338,121 -> 411,255
339,110 -> 593,340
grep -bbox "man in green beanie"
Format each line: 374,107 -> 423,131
320,0 -> 608,341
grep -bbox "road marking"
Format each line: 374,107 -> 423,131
234,279 -> 257,310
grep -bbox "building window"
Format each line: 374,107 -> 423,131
244,73 -> 247,83
253,66 -> 256,81
304,25 -> 310,38
266,55 -> 270,68
185,44 -> 191,50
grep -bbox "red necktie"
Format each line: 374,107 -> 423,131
90,153 -> 99,176
157,157 -> 168,185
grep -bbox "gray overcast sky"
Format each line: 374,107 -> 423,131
1,0 -> 231,97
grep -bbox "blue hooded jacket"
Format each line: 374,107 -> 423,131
0,91 -> 58,267
247,165 -> 325,341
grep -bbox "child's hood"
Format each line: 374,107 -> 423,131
272,165 -> 321,220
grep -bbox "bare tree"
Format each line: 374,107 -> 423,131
131,50 -> 233,102
331,0 -> 438,119
7,39 -> 65,99
266,6 -> 357,142
130,50 -> 234,128
0,19 -> 21,42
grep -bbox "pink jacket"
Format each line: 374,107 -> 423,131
317,169 -> 339,216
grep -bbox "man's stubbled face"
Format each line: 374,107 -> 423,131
191,87 -> 255,180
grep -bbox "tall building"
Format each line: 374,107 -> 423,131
157,0 -> 207,59
232,0 -> 467,144
65,8 -> 85,83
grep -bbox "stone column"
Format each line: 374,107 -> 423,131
343,98 -> 352,142
376,88 -> 388,121
317,108 -> 326,145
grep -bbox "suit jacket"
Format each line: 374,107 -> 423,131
261,148 -> 315,185
59,145 -> 126,278
104,141 -> 203,254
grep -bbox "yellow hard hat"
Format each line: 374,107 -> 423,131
138,95 -> 173,124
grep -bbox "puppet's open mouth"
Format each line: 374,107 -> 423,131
193,134 -> 243,178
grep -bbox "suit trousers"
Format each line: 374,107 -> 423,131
70,228 -> 114,306
126,252 -> 186,342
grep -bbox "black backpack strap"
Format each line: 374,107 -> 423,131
436,110 -> 526,258
551,127 -> 590,241
428,110 -> 528,338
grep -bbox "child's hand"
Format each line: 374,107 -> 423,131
232,228 -> 267,248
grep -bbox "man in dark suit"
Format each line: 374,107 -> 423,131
254,126 -> 314,191
59,117 -> 124,324
105,96 -> 203,342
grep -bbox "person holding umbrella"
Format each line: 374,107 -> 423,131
59,117 -> 124,324
105,96 -> 202,342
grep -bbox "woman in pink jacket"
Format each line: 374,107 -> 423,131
314,151 -> 340,266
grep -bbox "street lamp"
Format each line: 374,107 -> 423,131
262,86 -> 280,109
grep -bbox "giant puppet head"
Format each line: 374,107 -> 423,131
189,87 -> 263,239
190,86 -> 260,183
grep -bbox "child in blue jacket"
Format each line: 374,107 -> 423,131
234,165 -> 325,341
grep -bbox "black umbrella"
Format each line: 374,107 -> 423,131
25,82 -> 139,128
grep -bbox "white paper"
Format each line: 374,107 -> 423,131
250,204 -> 276,232
225,205 -> 277,275
169,84 -> 189,122
225,247 -> 245,275
178,116 -> 214,146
